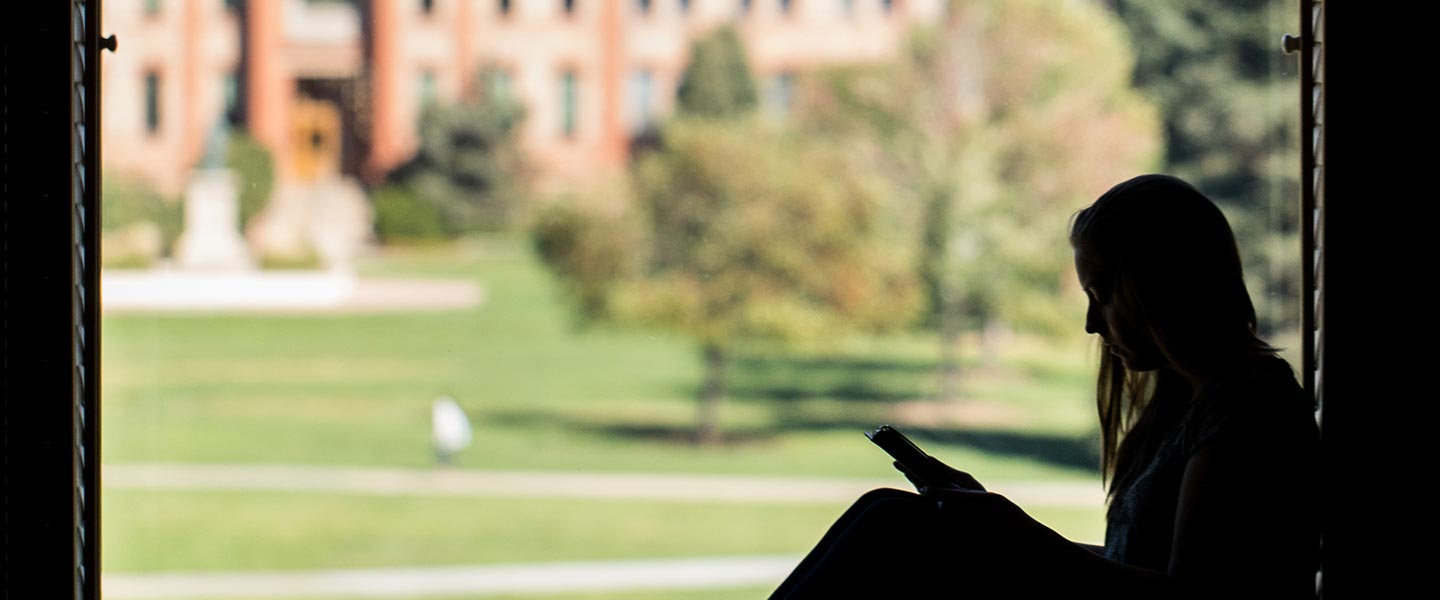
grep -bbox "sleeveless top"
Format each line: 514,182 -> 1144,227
1102,356 -> 1319,573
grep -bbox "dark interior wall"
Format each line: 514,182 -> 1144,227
0,2 -> 1428,598
1317,4 -> 1427,598
0,0 -> 94,596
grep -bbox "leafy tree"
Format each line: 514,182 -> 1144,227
675,26 -> 758,120
1107,0 -> 1301,339
796,0 -> 1160,400
531,191 -> 641,323
386,93 -> 530,235
535,120 -> 921,444
538,30 -> 920,443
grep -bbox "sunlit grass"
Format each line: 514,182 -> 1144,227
103,235 -> 1102,481
102,489 -> 1105,573
101,234 -> 1107,578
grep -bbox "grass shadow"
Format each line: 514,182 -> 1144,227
485,409 -> 781,447
485,407 -> 1098,473
774,414 -> 1100,473
720,352 -> 940,405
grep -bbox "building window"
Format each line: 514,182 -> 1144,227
419,70 -> 438,107
564,0 -> 577,15
765,71 -> 795,120
422,0 -> 436,14
560,70 -> 578,139
484,69 -> 514,103
144,71 -> 161,133
628,69 -> 655,134
223,71 -> 240,123
145,0 -> 162,16
500,0 -> 512,17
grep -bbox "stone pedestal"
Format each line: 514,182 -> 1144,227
175,169 -> 253,270
249,176 -> 373,268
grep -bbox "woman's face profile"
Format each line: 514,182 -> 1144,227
1074,249 -> 1166,372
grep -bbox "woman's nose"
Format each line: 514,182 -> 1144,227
1085,303 -> 1103,335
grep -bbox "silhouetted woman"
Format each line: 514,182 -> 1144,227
771,174 -> 1319,598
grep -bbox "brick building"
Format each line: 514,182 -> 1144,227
103,0 -> 944,197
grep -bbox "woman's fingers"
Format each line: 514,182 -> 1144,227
924,456 -> 986,492
893,460 -> 925,491
897,456 -> 987,492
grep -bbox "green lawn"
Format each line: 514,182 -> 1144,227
101,234 -> 1107,579
103,489 -> 1104,573
102,235 -> 1102,481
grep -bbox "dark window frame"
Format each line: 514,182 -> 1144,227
144,69 -> 162,133
0,2 -> 1412,598
1,0 -> 103,596
559,68 -> 579,139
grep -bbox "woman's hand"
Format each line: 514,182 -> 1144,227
892,456 -> 985,493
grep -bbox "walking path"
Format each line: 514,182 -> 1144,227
101,270 -> 483,313
102,555 -> 801,598
105,463 -> 1105,507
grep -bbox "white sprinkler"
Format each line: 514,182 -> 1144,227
431,395 -> 473,466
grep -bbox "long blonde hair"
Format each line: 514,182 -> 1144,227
1070,175 -> 1275,507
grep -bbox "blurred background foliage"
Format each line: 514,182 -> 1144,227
793,0 -> 1161,400
675,26 -> 760,120
102,171 -> 184,268
379,91 -> 531,241
103,0 -> 1302,593
1110,0 -> 1301,342
535,26 -> 926,443
226,131 -> 276,234
535,0 -> 1164,430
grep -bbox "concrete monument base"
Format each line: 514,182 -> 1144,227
174,169 -> 253,271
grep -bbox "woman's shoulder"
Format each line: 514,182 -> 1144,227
1179,356 -> 1317,455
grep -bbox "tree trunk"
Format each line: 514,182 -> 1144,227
980,318 -> 1006,374
938,296 -> 964,404
696,343 -> 727,445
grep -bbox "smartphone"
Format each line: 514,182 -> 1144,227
865,425 -> 944,488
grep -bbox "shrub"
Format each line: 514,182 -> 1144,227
226,132 -> 276,232
101,172 -> 182,266
257,243 -> 323,270
372,183 -> 458,244
386,97 -> 530,234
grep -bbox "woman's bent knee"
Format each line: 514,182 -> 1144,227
855,487 -> 922,506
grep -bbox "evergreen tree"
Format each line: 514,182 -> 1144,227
388,91 -> 530,234
675,26 -> 758,119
